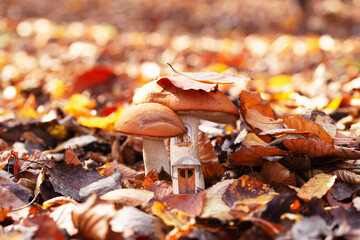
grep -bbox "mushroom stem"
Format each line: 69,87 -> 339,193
170,115 -> 205,193
143,138 -> 170,175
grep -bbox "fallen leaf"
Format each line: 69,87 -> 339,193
64,93 -> 96,118
228,146 -> 289,166
283,138 -> 360,159
297,173 -> 336,200
79,171 -> 122,201
260,161 -> 296,189
156,76 -> 217,92
243,109 -> 285,132
100,189 -> 154,206
20,214 -> 66,240
65,147 -> 81,165
200,179 -> 235,221
222,175 -> 277,217
240,90 -> 276,119
72,195 -> 119,240
291,216 -> 331,240
160,191 -> 207,216
48,163 -> 102,201
282,115 -> 333,143
302,109 -> 337,138
49,203 -> 78,236
72,66 -> 115,93
0,186 -> 28,209
332,169 -> 360,185
110,206 -> 167,239
329,182 -> 360,202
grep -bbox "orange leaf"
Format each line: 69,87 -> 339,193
228,146 -> 289,166
65,147 -> 81,165
282,115 -> 333,143
261,161 -> 296,188
240,90 -> 275,119
297,173 -> 336,200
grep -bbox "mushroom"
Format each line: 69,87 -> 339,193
114,103 -> 186,175
133,80 -> 239,193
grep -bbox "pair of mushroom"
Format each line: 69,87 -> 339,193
115,79 -> 239,194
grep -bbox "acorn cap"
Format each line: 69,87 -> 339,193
114,103 -> 186,138
133,79 -> 239,123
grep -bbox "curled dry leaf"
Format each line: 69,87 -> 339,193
72,195 -> 119,240
228,146 -> 289,166
283,138 -> 360,159
282,115 -> 333,143
97,162 -> 144,179
100,189 -> 154,206
332,170 -> 360,185
297,173 -> 337,200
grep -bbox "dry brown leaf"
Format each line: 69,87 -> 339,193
282,115 -> 333,143
332,170 -> 360,185
240,90 -> 276,119
228,146 -> 289,166
72,195 -> 120,240
198,130 -> 224,178
302,109 -> 337,138
297,173 -> 336,200
243,109 -> 285,132
100,189 -> 154,206
261,161 -> 296,188
222,175 -> 277,218
283,138 -> 360,159
160,191 -> 207,216
97,162 -> 144,179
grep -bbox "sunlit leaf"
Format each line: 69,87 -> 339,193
78,108 -> 124,130
64,93 -> 96,118
65,147 -> 81,165
282,115 -> 333,143
297,173 -> 336,200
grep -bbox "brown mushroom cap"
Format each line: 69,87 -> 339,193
133,79 -> 240,123
114,103 -> 186,138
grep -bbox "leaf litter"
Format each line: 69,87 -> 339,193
1,1 -> 360,239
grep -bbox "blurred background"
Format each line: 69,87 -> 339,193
1,0 -> 360,122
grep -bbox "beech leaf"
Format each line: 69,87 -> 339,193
228,146 -> 289,166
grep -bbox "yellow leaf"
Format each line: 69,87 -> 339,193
64,94 -> 96,118
297,173 -> 336,200
78,108 -> 124,130
151,201 -> 189,228
17,107 -> 39,120
325,96 -> 343,111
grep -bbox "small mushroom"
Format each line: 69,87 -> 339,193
114,103 -> 186,175
133,80 -> 239,193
